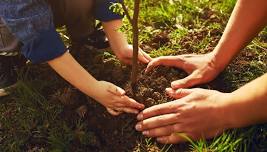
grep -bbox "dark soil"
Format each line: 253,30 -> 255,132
124,65 -> 186,107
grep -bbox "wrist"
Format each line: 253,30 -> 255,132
209,50 -> 229,72
214,93 -> 234,130
211,38 -> 241,72
87,80 -> 102,100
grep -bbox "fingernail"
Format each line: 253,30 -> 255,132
137,114 -> 143,120
142,131 -> 149,136
135,124 -> 142,131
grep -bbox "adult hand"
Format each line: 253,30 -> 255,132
114,45 -> 152,65
135,88 -> 231,144
146,53 -> 225,89
93,81 -> 145,116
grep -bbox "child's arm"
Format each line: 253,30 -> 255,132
1,1 -> 144,115
48,52 -> 144,115
102,19 -> 152,64
94,0 -> 151,64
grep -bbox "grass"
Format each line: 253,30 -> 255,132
1,0 -> 267,151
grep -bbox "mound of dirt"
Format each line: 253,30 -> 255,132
124,65 -> 187,107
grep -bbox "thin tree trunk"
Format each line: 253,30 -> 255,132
131,0 -> 141,88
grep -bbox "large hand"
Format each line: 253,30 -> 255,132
114,45 -> 152,65
93,81 -> 145,116
146,53 -> 224,89
135,88 -> 230,144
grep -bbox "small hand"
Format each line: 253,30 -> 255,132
93,81 -> 145,116
135,88 -> 230,144
115,45 -> 152,65
145,53 -> 224,89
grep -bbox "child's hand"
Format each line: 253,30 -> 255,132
114,45 -> 152,65
102,20 -> 152,65
92,81 -> 145,116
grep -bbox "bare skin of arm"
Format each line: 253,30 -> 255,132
102,19 -> 152,65
136,0 -> 267,143
48,52 -> 144,116
146,0 -> 267,89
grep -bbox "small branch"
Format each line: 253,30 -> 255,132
121,1 -> 134,25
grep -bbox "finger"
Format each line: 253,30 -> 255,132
121,107 -> 139,114
115,103 -> 143,114
106,108 -> 122,116
141,50 -> 153,62
171,71 -> 201,89
135,113 -> 181,131
107,84 -> 126,96
138,50 -> 150,63
145,56 -> 184,73
115,102 -> 125,108
140,123 -> 186,138
137,101 -> 180,121
157,133 -> 195,144
139,49 -> 152,63
165,88 -> 193,99
118,96 -> 145,110
114,107 -> 139,114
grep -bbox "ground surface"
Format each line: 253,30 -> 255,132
1,0 -> 267,151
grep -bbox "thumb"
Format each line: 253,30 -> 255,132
171,71 -> 201,89
106,108 -> 122,116
145,56 -> 185,73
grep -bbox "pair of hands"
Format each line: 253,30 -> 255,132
135,53 -> 230,144
94,45 -> 152,115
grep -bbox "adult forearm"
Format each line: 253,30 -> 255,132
48,52 -> 98,97
224,73 -> 267,129
212,0 -> 267,70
